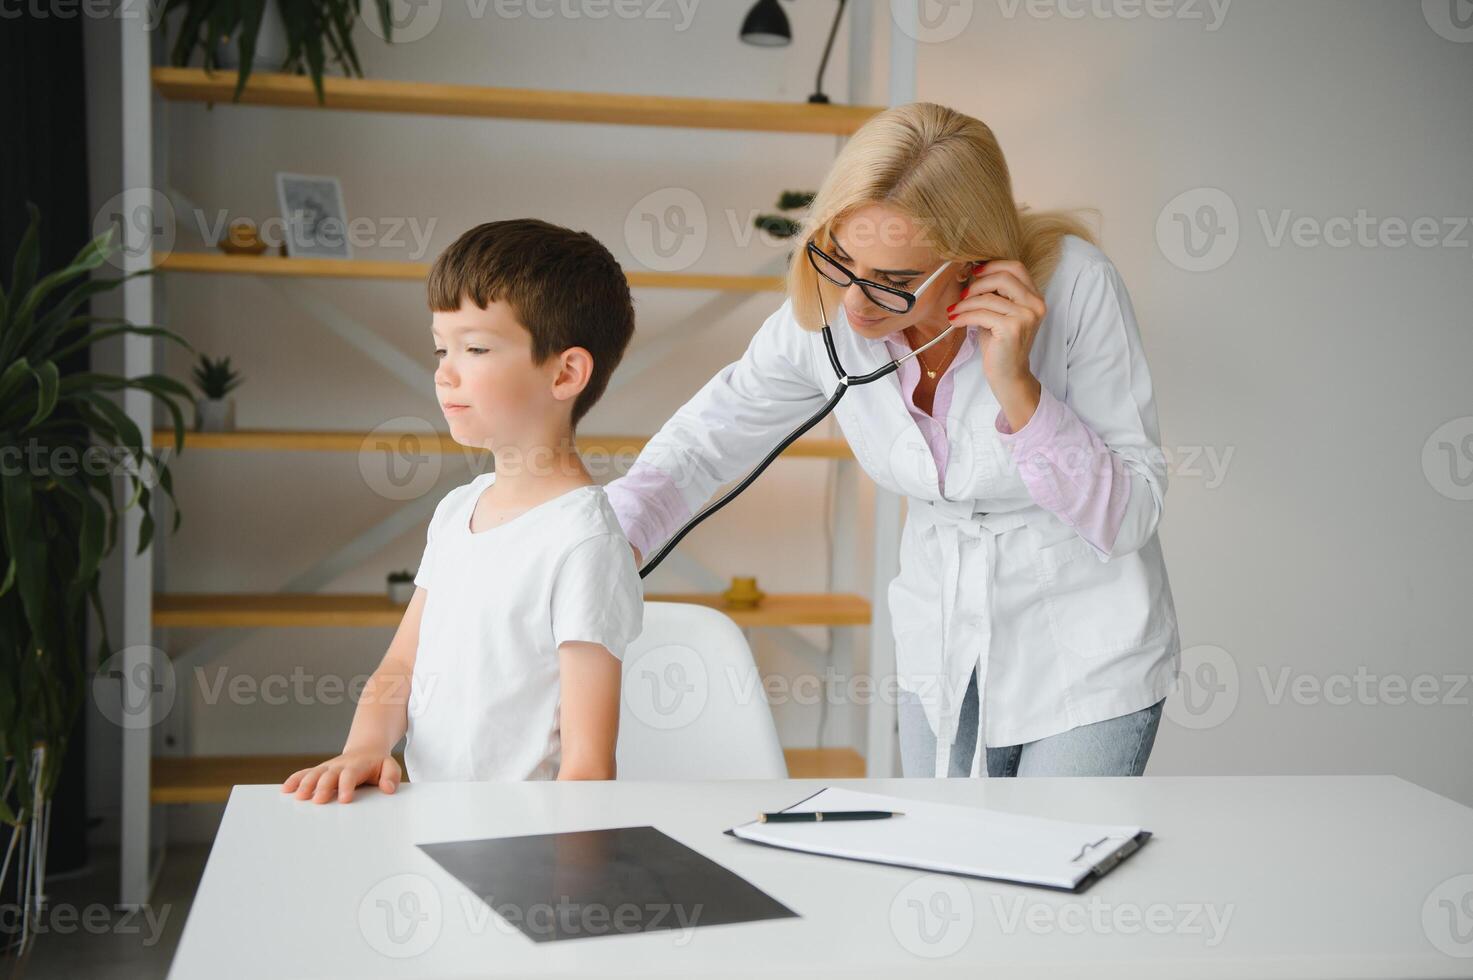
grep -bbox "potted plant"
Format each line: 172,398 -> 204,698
191,354 -> 244,432
1,205 -> 190,963
386,569 -> 415,605
163,0 -> 397,104
754,190 -> 816,241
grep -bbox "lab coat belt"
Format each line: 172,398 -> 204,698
907,500 -> 1030,778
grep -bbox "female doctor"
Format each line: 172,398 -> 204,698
606,102 -> 1181,779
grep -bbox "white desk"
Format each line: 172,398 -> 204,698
168,776 -> 1473,979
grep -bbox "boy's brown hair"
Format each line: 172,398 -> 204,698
428,219 -> 635,427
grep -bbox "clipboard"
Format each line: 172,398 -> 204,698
724,787 -> 1151,894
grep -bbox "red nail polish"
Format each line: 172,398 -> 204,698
947,312 -> 957,320
946,303 -> 956,312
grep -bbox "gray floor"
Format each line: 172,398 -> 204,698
12,844 -> 208,979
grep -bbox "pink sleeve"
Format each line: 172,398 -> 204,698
995,385 -> 1131,558
603,462 -> 693,561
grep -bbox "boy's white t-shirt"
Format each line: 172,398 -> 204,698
404,473 -> 643,782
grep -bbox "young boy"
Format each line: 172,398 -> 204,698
282,219 -> 643,803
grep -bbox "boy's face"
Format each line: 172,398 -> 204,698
431,298 -> 562,448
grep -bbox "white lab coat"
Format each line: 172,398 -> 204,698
608,235 -> 1180,777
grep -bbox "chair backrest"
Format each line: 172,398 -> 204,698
616,602 -> 788,779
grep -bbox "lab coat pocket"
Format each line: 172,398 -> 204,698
887,524 -> 947,706
1034,534 -> 1171,656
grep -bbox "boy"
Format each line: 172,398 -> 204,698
282,219 -> 643,803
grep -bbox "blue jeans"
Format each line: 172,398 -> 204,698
897,668 -> 1164,777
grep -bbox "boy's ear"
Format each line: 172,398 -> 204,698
549,346 -> 594,405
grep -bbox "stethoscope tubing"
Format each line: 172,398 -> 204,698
636,283 -> 961,579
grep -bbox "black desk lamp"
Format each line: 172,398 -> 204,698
740,0 -> 849,104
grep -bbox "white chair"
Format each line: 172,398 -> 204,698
616,602 -> 789,779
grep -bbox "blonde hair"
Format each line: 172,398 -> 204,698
788,102 -> 1099,331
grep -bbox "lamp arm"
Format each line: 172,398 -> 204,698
810,0 -> 847,103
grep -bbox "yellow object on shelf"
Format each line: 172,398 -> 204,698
723,576 -> 766,610
218,219 -> 268,256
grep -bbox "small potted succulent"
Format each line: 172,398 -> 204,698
191,354 -> 244,432
386,569 -> 416,604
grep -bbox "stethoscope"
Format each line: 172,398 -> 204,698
638,256 -> 961,578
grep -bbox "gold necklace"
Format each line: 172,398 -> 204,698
914,327 -> 961,380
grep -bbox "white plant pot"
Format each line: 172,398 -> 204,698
215,0 -> 290,71
387,581 -> 415,604
195,397 -> 236,433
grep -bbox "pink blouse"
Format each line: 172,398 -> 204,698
609,325 -> 1131,561
882,324 -> 1130,556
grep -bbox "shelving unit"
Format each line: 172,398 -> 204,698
151,66 -> 881,134
117,6 -> 916,905
154,429 -> 851,458
156,249 -> 786,292
153,592 -> 870,630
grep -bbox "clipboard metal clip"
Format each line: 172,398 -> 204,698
1070,834 -> 1142,878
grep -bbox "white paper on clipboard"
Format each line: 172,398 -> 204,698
728,787 -> 1147,891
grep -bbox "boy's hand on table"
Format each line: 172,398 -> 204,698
281,750 -> 402,804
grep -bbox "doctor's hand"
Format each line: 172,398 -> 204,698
949,259 -> 1047,431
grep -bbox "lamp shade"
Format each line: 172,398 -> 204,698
740,0 -> 791,47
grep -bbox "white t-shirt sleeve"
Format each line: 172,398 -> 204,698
549,532 -> 644,660
414,487 -> 459,590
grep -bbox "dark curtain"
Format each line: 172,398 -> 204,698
1,12 -> 96,876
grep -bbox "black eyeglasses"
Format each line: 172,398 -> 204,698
805,240 -> 953,314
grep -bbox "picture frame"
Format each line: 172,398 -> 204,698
274,172 -> 352,260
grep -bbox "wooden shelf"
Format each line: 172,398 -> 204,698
643,593 -> 870,628
152,67 -> 884,135
155,429 -> 851,460
155,250 -> 785,292
151,748 -> 865,804
151,754 -> 404,805
783,748 -> 866,780
154,592 -> 870,629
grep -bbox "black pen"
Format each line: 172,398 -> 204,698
758,810 -> 903,823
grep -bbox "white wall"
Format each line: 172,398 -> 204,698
918,0 -> 1473,804
85,0 -> 1473,844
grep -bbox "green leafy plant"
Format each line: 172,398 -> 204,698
754,189 -> 816,240
164,0 -> 397,104
386,569 -> 415,584
1,206 -> 191,935
191,354 -> 245,400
